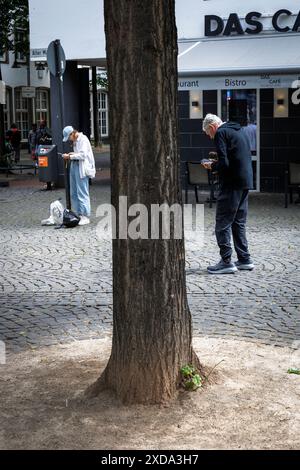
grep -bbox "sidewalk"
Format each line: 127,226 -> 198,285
0,177 -> 299,353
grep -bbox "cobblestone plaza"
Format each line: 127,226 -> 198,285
0,178 -> 299,353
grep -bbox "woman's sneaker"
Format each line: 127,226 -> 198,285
235,259 -> 255,271
207,259 -> 238,274
78,215 -> 90,226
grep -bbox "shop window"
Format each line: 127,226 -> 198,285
221,89 -> 257,126
97,91 -> 109,137
221,89 -> 259,191
35,88 -> 50,125
15,88 -> 29,140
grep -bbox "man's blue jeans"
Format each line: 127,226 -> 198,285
215,188 -> 251,262
69,161 -> 91,217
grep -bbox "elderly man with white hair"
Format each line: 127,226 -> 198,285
202,113 -> 254,274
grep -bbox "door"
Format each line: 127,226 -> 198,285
219,89 -> 260,191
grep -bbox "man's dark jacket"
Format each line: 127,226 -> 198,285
211,121 -> 253,190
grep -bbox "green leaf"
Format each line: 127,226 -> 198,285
192,374 -> 202,386
184,376 -> 202,391
287,368 -> 300,375
0,0 -> 29,56
180,364 -> 195,378
180,364 -> 202,391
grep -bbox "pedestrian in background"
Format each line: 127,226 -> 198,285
202,113 -> 254,274
6,124 -> 21,164
62,126 -> 96,226
28,123 -> 38,162
35,120 -> 52,148
242,121 -> 257,156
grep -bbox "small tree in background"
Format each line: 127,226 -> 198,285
0,0 -> 29,157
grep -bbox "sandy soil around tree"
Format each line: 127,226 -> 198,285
0,336 -> 299,450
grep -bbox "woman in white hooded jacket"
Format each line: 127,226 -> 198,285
62,126 -> 96,225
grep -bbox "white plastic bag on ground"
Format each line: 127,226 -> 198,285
41,200 -> 65,226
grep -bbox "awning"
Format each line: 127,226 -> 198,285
178,35 -> 300,76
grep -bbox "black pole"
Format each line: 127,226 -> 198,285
54,39 -> 71,209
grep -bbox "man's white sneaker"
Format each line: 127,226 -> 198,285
79,216 -> 90,226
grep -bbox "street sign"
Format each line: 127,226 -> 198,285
0,81 -> 6,105
30,48 -> 48,62
47,40 -> 66,77
22,87 -> 36,98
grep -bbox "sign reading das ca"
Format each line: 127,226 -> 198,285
205,9 -> 300,37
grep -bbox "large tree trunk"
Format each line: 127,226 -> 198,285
87,0 -> 200,405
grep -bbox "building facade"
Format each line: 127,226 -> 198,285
1,0 -> 109,144
1,51 -> 109,144
1,50 -> 50,141
28,0 -> 108,147
26,0 -> 300,192
177,0 -> 300,192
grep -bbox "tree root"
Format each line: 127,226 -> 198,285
84,372 -> 108,399
191,348 -> 206,379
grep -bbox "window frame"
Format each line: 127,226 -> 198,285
35,87 -> 50,126
97,91 -> 109,137
14,87 -> 29,140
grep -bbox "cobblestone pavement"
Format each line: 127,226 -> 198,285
0,176 -> 299,353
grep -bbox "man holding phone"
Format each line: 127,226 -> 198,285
202,114 -> 254,274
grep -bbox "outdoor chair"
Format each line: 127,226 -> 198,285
284,162 -> 300,208
185,161 -> 218,208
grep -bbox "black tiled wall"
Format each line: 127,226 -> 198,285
179,88 -> 300,193
260,88 -> 300,193
179,90 -> 217,165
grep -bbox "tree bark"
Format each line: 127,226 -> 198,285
87,0 -> 200,405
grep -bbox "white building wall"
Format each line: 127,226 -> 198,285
30,0 -> 299,54
175,0 -> 299,39
2,53 -> 49,88
27,0 -> 300,58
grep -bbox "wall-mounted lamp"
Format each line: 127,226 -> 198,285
189,91 -> 203,119
35,62 -> 46,80
274,89 -> 288,118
